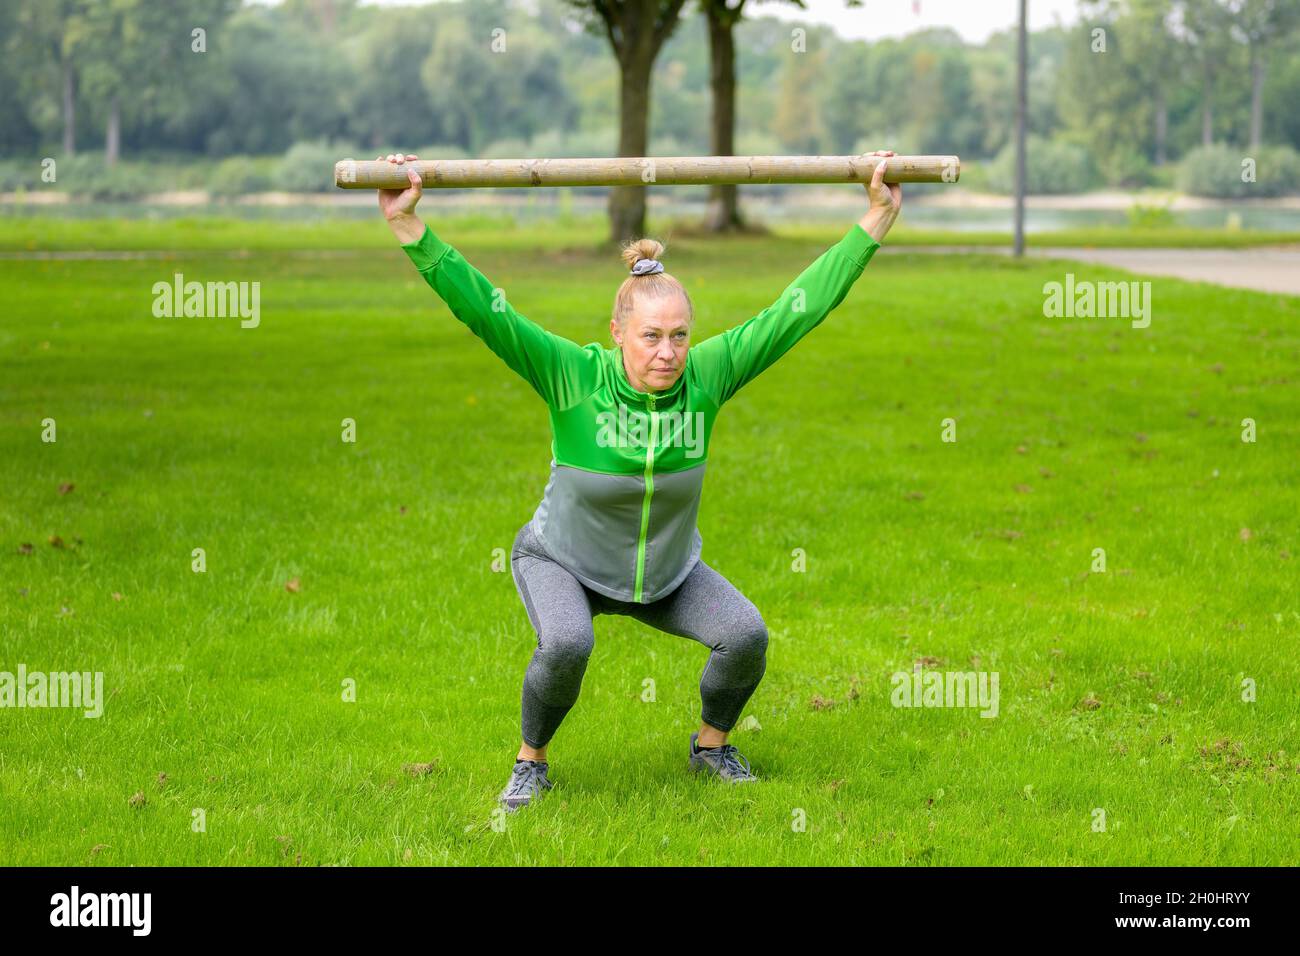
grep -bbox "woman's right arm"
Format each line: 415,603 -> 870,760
379,154 -> 600,411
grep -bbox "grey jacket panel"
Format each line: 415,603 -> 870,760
530,458 -> 706,603
640,463 -> 706,599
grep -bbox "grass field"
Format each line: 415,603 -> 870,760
1,217 -> 1297,866
4,213 -> 1300,251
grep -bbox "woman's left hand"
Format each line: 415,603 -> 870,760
860,149 -> 902,243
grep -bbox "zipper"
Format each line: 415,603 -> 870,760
633,392 -> 658,602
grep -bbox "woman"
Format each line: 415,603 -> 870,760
377,149 -> 902,810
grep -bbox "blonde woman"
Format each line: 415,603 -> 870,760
377,150 -> 902,810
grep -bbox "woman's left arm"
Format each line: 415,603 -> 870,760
691,151 -> 902,407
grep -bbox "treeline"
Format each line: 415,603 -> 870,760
2,0 -> 1298,198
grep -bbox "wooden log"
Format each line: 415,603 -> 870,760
334,154 -> 960,189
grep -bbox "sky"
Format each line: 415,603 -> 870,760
352,0 -> 1084,45
750,0 -> 1081,44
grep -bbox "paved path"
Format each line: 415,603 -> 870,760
885,245 -> 1300,296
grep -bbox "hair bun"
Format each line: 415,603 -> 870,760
620,238 -> 665,272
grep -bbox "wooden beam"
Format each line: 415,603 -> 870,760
335,154 -> 961,189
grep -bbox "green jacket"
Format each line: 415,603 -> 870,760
402,222 -> 880,602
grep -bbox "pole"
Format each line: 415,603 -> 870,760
1014,0 -> 1028,258
334,154 -> 962,190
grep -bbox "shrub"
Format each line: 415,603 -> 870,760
1176,143 -> 1253,198
412,143 -> 470,161
208,156 -> 274,198
853,134 -> 910,156
1254,145 -> 1300,197
1101,147 -> 1154,189
986,135 -> 1099,195
1126,202 -> 1177,228
50,155 -> 153,199
1147,163 -> 1177,190
480,137 -> 530,159
273,139 -> 358,193
954,159 -> 990,192
1175,143 -> 1300,198
736,132 -> 783,156
0,159 -> 36,191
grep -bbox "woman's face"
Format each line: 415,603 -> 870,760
612,293 -> 691,393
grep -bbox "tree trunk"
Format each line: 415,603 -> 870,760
1249,48 -> 1264,149
704,5 -> 744,233
1200,68 -> 1213,146
105,95 -> 121,166
599,0 -> 687,244
1154,84 -> 1167,166
610,50 -> 654,244
61,61 -> 76,156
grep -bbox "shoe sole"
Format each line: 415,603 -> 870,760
688,758 -> 758,783
499,782 -> 553,810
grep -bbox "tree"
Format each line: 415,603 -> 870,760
8,0 -> 91,155
1124,0 -> 1181,165
772,35 -> 828,153
345,8 -> 443,151
1060,1 -> 1173,177
78,0 -> 238,165
176,4 -> 352,156
697,0 -> 862,233
698,0 -> 749,232
1171,0 -> 1235,146
420,11 -> 577,154
1227,0 -> 1300,147
563,0 -> 690,244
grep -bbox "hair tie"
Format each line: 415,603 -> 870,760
631,258 -> 664,276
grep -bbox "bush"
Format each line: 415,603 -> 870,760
480,137 -> 530,159
1176,143 -> 1300,199
0,155 -> 172,198
853,134 -> 910,156
49,155 -> 153,199
954,159 -> 990,191
556,127 -> 616,157
208,156 -> 274,198
986,136 -> 1099,195
736,132 -> 783,156
1176,143 -> 1252,198
1147,163 -> 1177,190
273,139 -> 358,193
648,136 -> 694,157
0,159 -> 36,191
1101,147 -> 1154,189
167,160 -> 213,191
1126,202 -> 1177,228
1254,145 -> 1300,197
412,143 -> 470,161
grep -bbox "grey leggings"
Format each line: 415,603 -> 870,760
509,519 -> 768,749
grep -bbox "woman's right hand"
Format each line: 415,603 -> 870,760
377,152 -> 423,221
378,152 -> 426,243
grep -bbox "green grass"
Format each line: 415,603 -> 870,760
1,218 -> 1297,866
2,213 -> 1299,252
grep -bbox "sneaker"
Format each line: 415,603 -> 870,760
499,759 -> 553,811
688,732 -> 758,783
